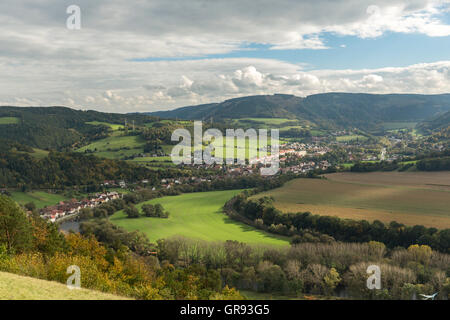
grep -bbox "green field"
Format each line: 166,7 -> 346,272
310,129 -> 327,136
341,160 -> 419,169
129,156 -> 172,162
76,126 -> 276,162
0,117 -> 20,124
29,148 -> 49,159
232,118 -> 311,136
238,118 -> 298,125
0,272 -> 128,300
10,147 -> 49,159
383,122 -> 417,130
336,135 -> 368,142
128,156 -> 176,168
146,119 -> 193,127
86,121 -> 124,131
10,191 -> 68,209
77,135 -> 146,159
254,172 -> 450,228
110,190 -> 289,245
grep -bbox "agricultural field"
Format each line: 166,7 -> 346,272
336,135 -> 368,142
254,172 -> 450,228
310,129 -> 327,136
383,121 -> 417,130
145,119 -> 192,127
238,118 -> 299,125
0,272 -> 128,300
29,148 -> 49,159
110,190 -> 289,245
10,147 -> 49,159
0,116 -> 20,124
129,156 -> 172,162
10,191 -> 68,209
232,118 -> 312,132
128,156 -> 175,168
85,121 -> 124,131
76,135 -> 146,159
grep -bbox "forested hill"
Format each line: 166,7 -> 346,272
0,151 -> 175,189
0,106 -> 157,150
147,93 -> 450,130
417,110 -> 450,133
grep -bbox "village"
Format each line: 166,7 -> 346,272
40,191 -> 122,222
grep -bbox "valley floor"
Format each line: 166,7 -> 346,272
110,190 -> 289,245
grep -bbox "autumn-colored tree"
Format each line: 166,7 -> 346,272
0,195 -> 32,253
30,214 -> 67,255
324,267 -> 341,296
407,244 -> 432,265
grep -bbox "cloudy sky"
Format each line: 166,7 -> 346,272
1,0 -> 450,112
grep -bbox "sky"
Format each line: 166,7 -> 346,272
0,0 -> 450,113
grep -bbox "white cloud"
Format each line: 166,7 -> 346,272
0,1 -> 450,111
1,55 -> 450,112
270,34 -> 328,50
0,0 -> 449,62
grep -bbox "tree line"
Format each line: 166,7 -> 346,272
225,193 -> 450,254
155,237 -> 450,299
0,151 -> 184,189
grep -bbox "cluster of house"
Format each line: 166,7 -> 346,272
160,178 -> 184,189
330,129 -> 360,136
40,191 -> 122,222
102,180 -> 127,188
282,142 -> 330,157
281,160 -> 331,174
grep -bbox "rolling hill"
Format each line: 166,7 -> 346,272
0,106 -> 157,150
417,110 -> 450,133
148,93 -> 450,130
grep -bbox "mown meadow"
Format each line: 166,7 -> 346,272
110,190 -> 289,245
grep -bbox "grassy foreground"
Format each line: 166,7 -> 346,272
0,272 -> 129,300
254,172 -> 450,228
110,190 -> 289,245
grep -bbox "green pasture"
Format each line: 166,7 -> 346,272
110,190 -> 289,245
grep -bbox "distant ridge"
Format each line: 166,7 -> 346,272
417,110 -> 450,133
146,93 -> 450,130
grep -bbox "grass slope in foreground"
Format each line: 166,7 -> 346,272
254,172 -> 450,229
110,190 -> 288,245
0,272 -> 128,300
